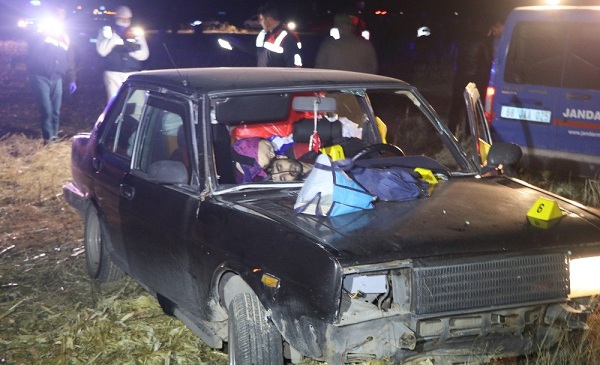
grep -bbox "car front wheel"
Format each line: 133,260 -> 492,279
228,292 -> 283,365
84,206 -> 124,282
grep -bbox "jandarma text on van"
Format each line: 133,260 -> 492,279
567,130 -> 600,138
563,109 -> 600,121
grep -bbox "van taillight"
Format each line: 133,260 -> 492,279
484,86 -> 495,124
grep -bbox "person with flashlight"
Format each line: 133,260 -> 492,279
96,6 -> 149,102
26,4 -> 77,145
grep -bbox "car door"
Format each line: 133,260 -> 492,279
92,87 -> 147,270
119,92 -> 204,307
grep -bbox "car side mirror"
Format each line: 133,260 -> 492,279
487,142 -> 522,176
148,160 -> 189,185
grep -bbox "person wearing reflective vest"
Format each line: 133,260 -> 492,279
26,4 -> 77,145
256,3 -> 302,67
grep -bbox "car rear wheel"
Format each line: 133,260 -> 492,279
228,292 -> 283,365
84,206 -> 124,282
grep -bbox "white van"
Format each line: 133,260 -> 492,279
485,6 -> 600,178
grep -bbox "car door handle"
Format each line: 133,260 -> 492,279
92,157 -> 102,172
120,184 -> 135,200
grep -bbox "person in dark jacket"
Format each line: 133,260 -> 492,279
27,4 -> 77,145
256,3 -> 302,67
315,13 -> 378,74
447,19 -> 503,136
96,5 -> 149,102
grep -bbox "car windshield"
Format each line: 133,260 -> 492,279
210,88 -> 471,191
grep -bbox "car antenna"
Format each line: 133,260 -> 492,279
162,43 -> 189,87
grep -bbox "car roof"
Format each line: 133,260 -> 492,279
126,67 -> 409,95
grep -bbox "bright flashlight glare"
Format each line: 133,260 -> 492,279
17,19 -> 28,28
287,21 -> 296,31
132,27 -> 144,37
218,39 -> 233,50
38,18 -> 64,35
545,0 -> 560,5
330,27 -> 340,40
569,256 -> 600,298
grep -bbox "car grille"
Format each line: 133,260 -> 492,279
412,253 -> 570,315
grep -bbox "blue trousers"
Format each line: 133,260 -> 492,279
31,75 -> 63,141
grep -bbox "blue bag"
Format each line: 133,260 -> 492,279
294,154 -> 375,217
339,156 -> 441,202
349,166 -> 429,201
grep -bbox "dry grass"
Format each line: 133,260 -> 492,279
517,168 -> 600,210
0,135 -> 229,364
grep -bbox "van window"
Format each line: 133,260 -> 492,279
505,22 -> 600,90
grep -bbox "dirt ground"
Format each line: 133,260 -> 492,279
1,40 -> 599,364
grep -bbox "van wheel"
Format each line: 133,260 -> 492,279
228,292 -> 283,365
84,206 -> 124,282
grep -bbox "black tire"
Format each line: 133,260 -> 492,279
84,206 -> 124,282
228,293 -> 283,365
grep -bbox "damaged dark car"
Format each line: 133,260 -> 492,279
63,68 -> 600,365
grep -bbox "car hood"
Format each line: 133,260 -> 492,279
234,177 -> 600,267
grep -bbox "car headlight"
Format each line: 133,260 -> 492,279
569,256 -> 600,298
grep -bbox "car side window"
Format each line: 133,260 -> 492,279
101,88 -> 147,158
135,96 -> 190,179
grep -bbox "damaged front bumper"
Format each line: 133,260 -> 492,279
311,300 -> 590,364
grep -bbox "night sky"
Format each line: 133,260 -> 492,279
2,0 -> 599,31
87,0 -> 600,28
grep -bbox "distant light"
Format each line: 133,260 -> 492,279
191,20 -> 202,26
99,5 -> 105,11
330,27 -> 340,40
218,39 -> 233,50
287,21 -> 296,31
417,26 -> 431,38
375,10 -> 388,15
30,0 -> 41,6
545,0 -> 560,5
17,19 -> 29,28
361,30 -> 370,40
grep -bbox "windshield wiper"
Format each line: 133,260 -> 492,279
213,182 -> 303,195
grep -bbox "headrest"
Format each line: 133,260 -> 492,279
293,118 -> 343,145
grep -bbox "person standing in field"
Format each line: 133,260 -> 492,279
255,3 -> 302,67
96,5 -> 149,102
315,12 -> 378,74
27,4 -> 77,145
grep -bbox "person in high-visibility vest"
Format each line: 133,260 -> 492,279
255,3 -> 302,68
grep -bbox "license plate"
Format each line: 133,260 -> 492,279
500,106 -> 552,123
